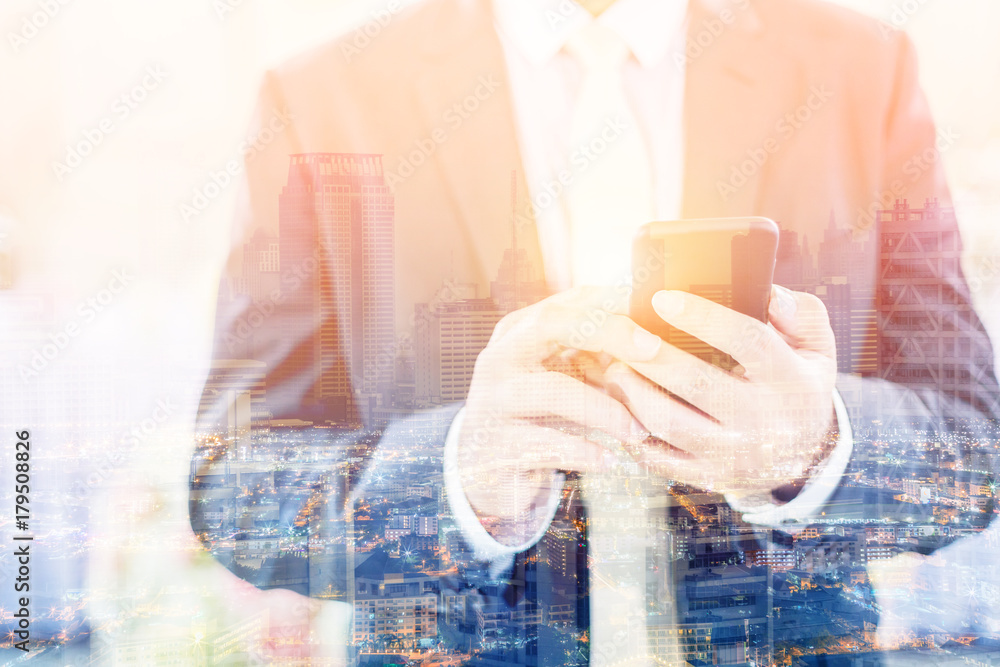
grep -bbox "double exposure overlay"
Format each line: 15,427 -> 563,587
3,0 -> 1000,665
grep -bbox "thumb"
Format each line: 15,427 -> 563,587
767,285 -> 837,358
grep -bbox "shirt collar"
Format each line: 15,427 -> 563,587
492,0 -> 689,69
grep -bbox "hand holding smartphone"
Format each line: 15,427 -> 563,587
629,217 -> 779,368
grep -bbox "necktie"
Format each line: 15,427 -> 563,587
562,23 -> 670,667
563,22 -> 654,288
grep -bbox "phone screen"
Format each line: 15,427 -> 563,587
630,217 -> 779,366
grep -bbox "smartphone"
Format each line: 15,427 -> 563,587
629,217 -> 779,367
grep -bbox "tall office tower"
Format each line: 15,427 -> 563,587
240,228 -> 281,304
278,153 -> 394,425
542,520 -> 582,587
815,279 -> 854,372
774,226 -> 808,291
877,198 -> 980,407
817,211 -> 878,375
414,295 -> 504,405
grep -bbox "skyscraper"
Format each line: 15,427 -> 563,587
817,211 -> 878,375
277,153 -> 394,425
877,198 -> 981,407
414,293 -> 504,406
239,228 -> 280,304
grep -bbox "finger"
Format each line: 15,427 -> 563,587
545,307 -> 662,361
499,371 -> 640,443
461,425 -> 616,526
462,421 -> 618,475
541,349 -> 616,390
625,344 -> 749,418
627,439 -> 724,490
491,286 -> 630,345
652,291 -> 798,373
603,362 -> 729,448
547,285 -> 631,315
504,302 -> 662,363
767,285 -> 837,358
492,303 -> 662,368
504,423 -> 620,475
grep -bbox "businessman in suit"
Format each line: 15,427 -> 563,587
190,0 -> 1000,662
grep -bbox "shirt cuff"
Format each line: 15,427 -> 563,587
443,407 -> 564,578
725,388 -> 853,529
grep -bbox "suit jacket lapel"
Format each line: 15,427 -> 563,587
411,0 -> 547,296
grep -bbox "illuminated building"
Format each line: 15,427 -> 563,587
353,551 -> 439,648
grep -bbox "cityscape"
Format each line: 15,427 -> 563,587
182,152 -> 1000,666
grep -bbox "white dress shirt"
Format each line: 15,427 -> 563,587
492,0 -> 687,290
443,0 -> 854,573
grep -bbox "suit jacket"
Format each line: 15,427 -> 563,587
189,0 -> 1000,663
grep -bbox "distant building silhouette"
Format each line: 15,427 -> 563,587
277,153 -> 395,424
414,294 -> 503,406
817,211 -> 878,375
237,228 -> 280,304
196,359 -> 268,460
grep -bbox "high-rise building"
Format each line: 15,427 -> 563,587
814,279 -> 854,372
674,559 -> 773,667
877,199 -> 980,407
414,296 -> 504,405
277,153 -> 394,424
415,515 -> 438,536
817,211 -> 878,375
774,226 -> 809,291
353,551 -> 439,648
238,228 -> 281,304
